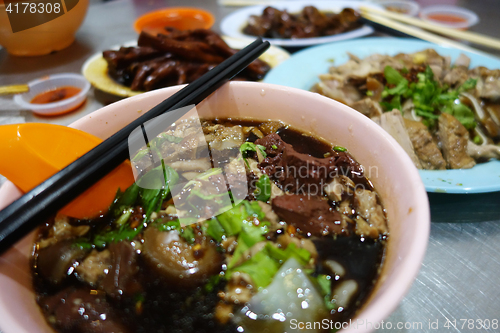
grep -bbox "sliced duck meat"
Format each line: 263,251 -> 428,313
272,194 -> 344,236
454,53 -> 471,68
438,113 -> 476,169
351,97 -> 383,118
404,118 -> 446,170
378,110 -> 422,169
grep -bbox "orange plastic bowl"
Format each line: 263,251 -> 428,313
0,0 -> 89,56
134,7 -> 215,35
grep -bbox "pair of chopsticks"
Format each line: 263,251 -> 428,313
0,38 -> 270,254
360,6 -> 500,53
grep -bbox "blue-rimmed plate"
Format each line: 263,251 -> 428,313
263,37 -> 500,194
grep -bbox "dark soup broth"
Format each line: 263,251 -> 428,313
32,118 -> 388,333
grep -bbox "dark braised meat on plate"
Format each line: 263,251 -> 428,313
243,6 -> 362,39
102,28 -> 271,91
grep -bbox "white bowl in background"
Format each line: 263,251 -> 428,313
14,73 -> 90,116
420,5 -> 479,29
377,0 -> 420,16
0,82 -> 430,333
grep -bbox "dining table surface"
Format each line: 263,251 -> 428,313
1,0 -> 500,332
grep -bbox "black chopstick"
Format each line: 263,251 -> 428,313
360,17 -> 419,39
0,38 -> 270,254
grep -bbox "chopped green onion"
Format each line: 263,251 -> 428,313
333,145 -> 347,152
254,174 -> 271,202
181,226 -> 196,244
316,274 -> 336,310
156,219 -> 181,232
240,142 -> 267,166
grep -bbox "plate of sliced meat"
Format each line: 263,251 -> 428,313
220,1 -> 381,47
82,28 -> 290,98
263,37 -> 500,193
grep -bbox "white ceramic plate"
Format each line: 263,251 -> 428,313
81,37 -> 290,98
220,0 -> 381,47
263,37 -> 500,194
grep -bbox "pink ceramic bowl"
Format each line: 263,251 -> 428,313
0,82 -> 430,333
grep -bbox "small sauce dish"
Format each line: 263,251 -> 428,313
14,73 -> 90,116
378,0 -> 420,17
420,5 -> 479,30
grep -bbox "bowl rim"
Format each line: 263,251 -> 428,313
0,81 -> 430,333
13,73 -> 90,112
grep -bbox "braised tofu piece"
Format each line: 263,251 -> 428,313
438,113 -> 476,169
404,118 -> 446,170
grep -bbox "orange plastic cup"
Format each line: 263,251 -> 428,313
134,7 -> 215,35
0,123 -> 134,219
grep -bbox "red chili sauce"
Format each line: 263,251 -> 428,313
427,13 -> 467,24
31,86 -> 81,104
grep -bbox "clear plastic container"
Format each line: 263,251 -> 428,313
14,73 -> 90,116
420,5 -> 479,29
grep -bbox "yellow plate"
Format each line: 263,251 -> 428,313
81,36 -> 290,98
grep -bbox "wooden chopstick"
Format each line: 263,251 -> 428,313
359,17 -> 418,39
0,38 -> 270,254
0,84 -> 29,95
360,6 -> 500,51
360,11 -> 484,54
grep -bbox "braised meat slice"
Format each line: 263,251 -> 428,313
438,113 -> 476,169
40,287 -> 128,333
272,195 -> 344,236
103,46 -> 162,70
255,133 -> 363,192
351,98 -> 383,118
404,118 -> 446,170
243,6 -> 362,39
103,28 -> 270,92
101,241 -> 141,299
375,110 -> 422,169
